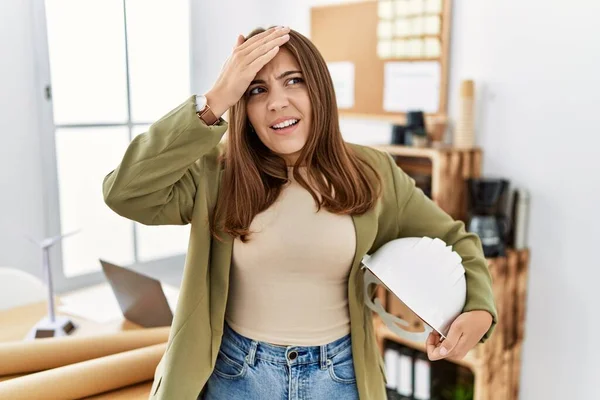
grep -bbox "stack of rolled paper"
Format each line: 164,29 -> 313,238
0,327 -> 169,399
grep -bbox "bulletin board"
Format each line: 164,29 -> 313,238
310,0 -> 452,125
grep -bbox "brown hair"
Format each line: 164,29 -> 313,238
211,28 -> 381,242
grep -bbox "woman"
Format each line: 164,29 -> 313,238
103,26 -> 497,400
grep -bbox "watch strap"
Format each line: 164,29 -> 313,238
197,104 -> 219,126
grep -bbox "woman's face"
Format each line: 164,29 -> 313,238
245,47 -> 312,165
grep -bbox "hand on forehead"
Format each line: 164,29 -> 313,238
253,48 -> 302,83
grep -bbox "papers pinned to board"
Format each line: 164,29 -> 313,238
383,61 -> 440,113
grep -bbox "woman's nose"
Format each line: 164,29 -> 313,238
267,87 -> 290,111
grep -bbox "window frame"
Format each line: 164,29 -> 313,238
31,0 -> 192,293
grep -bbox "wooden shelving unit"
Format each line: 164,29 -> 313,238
373,145 -> 530,400
373,249 -> 529,400
372,144 -> 482,221
374,316 -> 480,372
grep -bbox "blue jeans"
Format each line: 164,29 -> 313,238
201,323 -> 360,399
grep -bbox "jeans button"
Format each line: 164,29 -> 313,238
288,351 -> 298,361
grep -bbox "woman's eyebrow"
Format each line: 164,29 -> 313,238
250,70 -> 302,86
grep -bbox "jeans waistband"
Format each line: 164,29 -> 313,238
221,322 -> 352,368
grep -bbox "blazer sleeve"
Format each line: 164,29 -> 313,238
386,153 -> 498,342
102,95 -> 228,226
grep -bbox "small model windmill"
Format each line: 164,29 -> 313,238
27,230 -> 79,339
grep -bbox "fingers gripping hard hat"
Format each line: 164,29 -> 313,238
362,236 -> 467,341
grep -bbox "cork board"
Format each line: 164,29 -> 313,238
310,0 -> 452,124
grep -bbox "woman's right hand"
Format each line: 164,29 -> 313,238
205,26 -> 291,118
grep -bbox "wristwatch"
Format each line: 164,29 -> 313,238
195,95 -> 219,126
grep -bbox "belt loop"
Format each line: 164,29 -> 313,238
245,340 -> 258,366
320,344 -> 328,370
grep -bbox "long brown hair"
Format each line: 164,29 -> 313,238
211,28 -> 381,242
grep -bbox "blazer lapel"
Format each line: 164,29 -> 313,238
348,206 -> 378,312
209,169 -> 234,335
351,207 -> 378,269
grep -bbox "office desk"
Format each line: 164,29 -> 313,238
0,293 -> 157,399
0,299 -> 142,343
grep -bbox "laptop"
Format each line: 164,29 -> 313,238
100,259 -> 175,327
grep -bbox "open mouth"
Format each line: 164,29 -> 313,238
270,119 -> 300,131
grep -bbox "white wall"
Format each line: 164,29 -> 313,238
0,0 -> 46,278
448,2 -> 600,399
191,0 -> 282,94
191,0 -> 600,398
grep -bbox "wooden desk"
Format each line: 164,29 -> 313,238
0,299 -> 142,343
0,294 -> 155,399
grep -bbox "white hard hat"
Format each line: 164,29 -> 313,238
362,236 -> 467,341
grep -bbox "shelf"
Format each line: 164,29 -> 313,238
373,144 -> 481,158
374,316 -> 481,372
372,145 -> 483,220
337,112 -> 447,126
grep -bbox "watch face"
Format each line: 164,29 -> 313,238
196,95 -> 208,110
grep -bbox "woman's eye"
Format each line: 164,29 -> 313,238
288,77 -> 304,85
248,87 -> 265,96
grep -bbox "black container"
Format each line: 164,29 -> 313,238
466,178 -> 511,257
466,178 -> 509,215
392,124 -> 407,145
406,110 -> 426,130
405,111 -> 428,147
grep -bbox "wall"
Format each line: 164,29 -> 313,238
0,0 -> 46,277
191,0 -> 282,94
447,2 -> 600,398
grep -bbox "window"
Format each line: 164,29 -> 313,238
41,0 -> 191,281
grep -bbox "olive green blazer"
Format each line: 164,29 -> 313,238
103,96 -> 497,400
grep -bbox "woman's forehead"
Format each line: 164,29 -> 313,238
255,48 -> 301,80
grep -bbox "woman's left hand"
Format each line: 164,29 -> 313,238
426,310 -> 493,361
